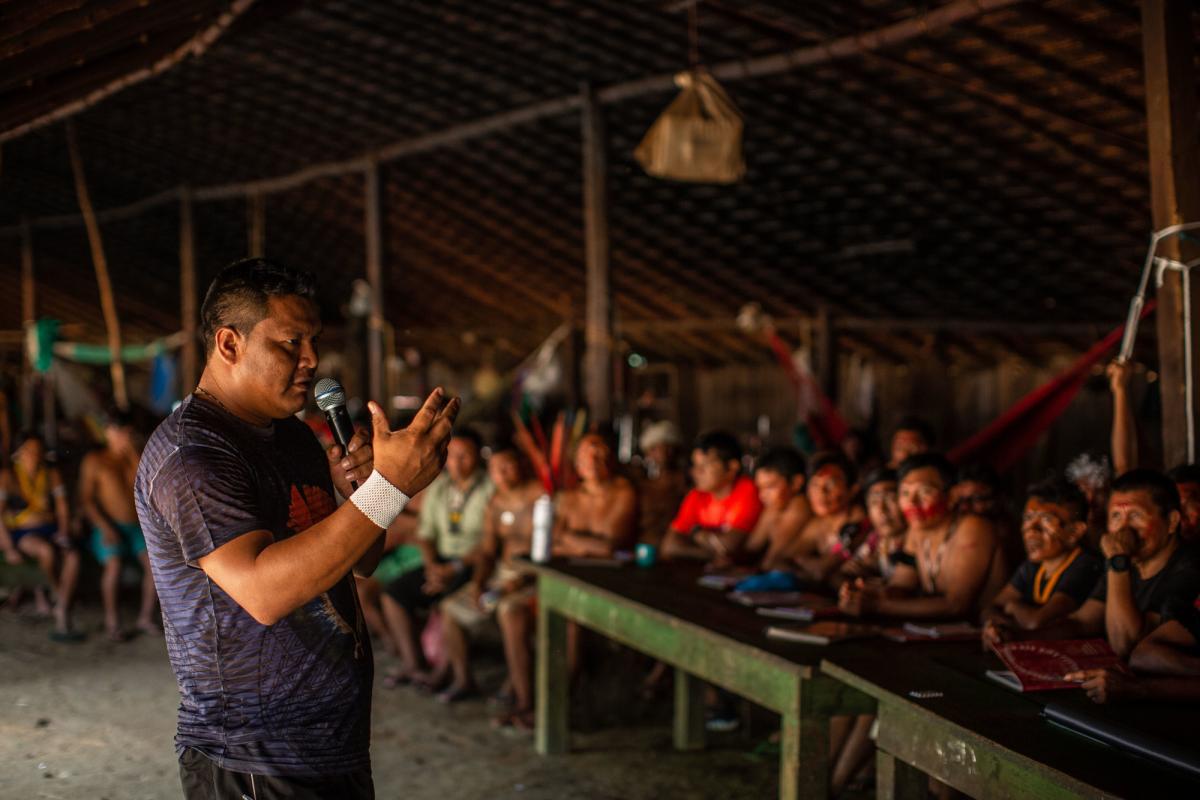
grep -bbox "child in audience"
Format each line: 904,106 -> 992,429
785,451 -> 866,585
982,478 -> 1102,646
839,452 -> 1007,620
839,468 -> 908,583
662,431 -> 761,566
994,469 -> 1200,659
745,447 -> 810,569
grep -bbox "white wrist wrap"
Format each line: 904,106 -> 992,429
350,470 -> 410,530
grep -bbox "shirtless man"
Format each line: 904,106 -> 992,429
839,452 -> 1007,621
888,416 -> 934,468
554,434 -> 637,558
81,411 -> 157,640
441,448 -> 542,727
785,451 -> 865,586
1,431 -> 82,638
745,447 -> 811,570
634,421 -> 687,548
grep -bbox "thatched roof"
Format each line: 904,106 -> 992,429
0,0 -> 1193,365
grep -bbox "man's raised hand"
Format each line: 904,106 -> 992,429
368,388 -> 460,496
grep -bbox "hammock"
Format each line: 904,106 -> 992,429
948,301 -> 1156,470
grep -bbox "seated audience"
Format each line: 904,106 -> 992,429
379,429 -> 494,687
888,415 -> 934,468
983,478 -> 1102,645
0,430 -> 81,639
438,448 -> 541,712
839,452 -> 1007,620
361,491 -> 424,664
839,468 -> 908,583
785,451 -> 865,586
662,431 -> 761,566
1066,452 -> 1113,551
744,447 -> 810,569
993,469 -> 1200,659
634,421 -> 688,548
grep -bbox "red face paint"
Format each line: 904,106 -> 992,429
903,498 -> 948,523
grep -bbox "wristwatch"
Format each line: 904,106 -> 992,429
1106,554 -> 1132,573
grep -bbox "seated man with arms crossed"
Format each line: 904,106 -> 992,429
662,431 -> 761,566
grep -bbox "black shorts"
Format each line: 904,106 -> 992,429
179,747 -> 373,800
383,564 -> 473,614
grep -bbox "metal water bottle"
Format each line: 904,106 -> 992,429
531,494 -> 554,564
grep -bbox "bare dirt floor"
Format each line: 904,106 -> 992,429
1,601 -> 784,799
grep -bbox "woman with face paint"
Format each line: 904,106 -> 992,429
838,452 -> 1008,621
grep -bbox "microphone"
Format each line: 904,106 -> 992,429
314,378 -> 358,489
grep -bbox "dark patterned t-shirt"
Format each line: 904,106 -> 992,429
135,395 -> 372,777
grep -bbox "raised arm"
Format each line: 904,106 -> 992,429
197,390 -> 458,626
1108,360 -> 1137,477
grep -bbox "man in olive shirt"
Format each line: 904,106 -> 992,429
380,428 -> 493,685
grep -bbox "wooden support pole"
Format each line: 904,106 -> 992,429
581,84 -> 612,422
179,186 -> 198,393
364,161 -> 385,403
66,120 -> 128,410
247,192 -> 265,258
1142,0 -> 1200,467
19,218 -> 35,427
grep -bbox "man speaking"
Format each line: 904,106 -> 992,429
135,258 -> 458,798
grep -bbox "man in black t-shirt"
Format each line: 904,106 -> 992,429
983,478 -> 1102,647
136,259 -> 459,799
1013,470 -> 1200,663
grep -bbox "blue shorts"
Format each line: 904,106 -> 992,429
91,522 -> 147,564
10,522 -> 56,547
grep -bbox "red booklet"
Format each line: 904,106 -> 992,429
988,639 -> 1125,692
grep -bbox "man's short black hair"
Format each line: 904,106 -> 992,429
808,450 -> 857,487
1167,463 -> 1200,486
694,430 -> 742,465
1110,468 -> 1181,519
754,447 -> 806,481
200,258 -> 318,357
897,452 -> 955,488
893,415 -> 936,446
105,407 -> 134,429
451,426 -> 483,453
1026,476 -> 1088,522
956,462 -> 1001,490
862,467 -> 898,494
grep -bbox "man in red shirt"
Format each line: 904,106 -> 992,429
662,431 -> 761,567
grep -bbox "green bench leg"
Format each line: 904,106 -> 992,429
876,750 -> 926,800
673,667 -> 706,751
780,696 -> 830,800
535,604 -> 569,755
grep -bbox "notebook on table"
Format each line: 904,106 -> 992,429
986,638 -> 1123,692
883,622 -> 982,642
765,621 -> 880,645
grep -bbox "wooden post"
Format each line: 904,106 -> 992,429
180,187 -> 198,393
19,219 -> 34,427
877,750 -> 928,800
66,121 -> 128,410
364,161 -> 385,403
1143,0 -> 1200,467
581,84 -> 612,422
247,192 -> 265,258
816,305 -> 837,401
673,667 -> 707,751
535,602 -> 569,755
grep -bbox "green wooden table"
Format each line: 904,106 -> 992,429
533,560 -> 873,800
822,644 -> 1200,800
